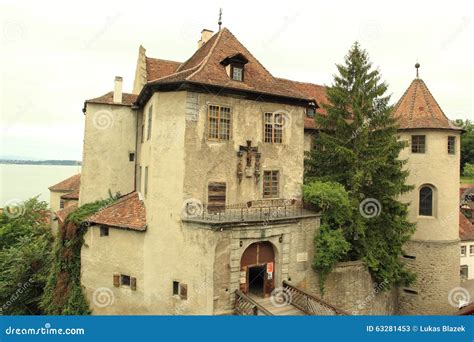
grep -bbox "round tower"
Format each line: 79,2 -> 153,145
394,64 -> 463,314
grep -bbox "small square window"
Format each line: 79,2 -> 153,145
121,274 -> 131,287
411,135 -> 425,153
129,152 -> 135,162
173,281 -> 180,295
100,226 -> 109,237
232,66 -> 243,81
461,246 -> 467,256
448,136 -> 455,154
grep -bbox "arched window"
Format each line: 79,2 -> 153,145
419,186 -> 433,216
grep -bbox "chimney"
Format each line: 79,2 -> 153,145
197,29 -> 214,49
113,76 -> 123,104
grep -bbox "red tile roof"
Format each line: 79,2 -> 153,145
85,92 -> 138,106
61,189 -> 79,200
49,174 -> 81,192
87,192 -> 146,231
147,28 -> 309,101
55,203 -> 78,224
146,57 -> 181,82
392,78 -> 462,131
460,212 -> 474,241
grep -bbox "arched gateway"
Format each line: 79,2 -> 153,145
240,242 -> 275,297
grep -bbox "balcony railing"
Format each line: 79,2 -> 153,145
182,198 -> 318,223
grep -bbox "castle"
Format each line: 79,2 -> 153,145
54,28 -> 462,315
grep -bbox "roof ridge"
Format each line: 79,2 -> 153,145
275,77 -> 326,88
148,64 -> 200,83
185,29 -> 226,80
418,78 -> 451,124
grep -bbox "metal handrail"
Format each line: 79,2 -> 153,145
283,281 -> 350,316
234,290 -> 273,316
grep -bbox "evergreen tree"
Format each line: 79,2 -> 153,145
305,42 -> 416,287
0,198 -> 53,315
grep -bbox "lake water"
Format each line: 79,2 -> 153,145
0,164 -> 81,206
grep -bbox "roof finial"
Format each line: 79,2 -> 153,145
218,8 -> 222,31
415,62 -> 420,78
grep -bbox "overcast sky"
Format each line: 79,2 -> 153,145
0,0 -> 472,160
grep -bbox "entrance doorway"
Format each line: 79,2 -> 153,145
248,265 -> 265,295
240,241 -> 275,297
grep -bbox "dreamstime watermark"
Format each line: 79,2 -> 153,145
270,287 -> 292,308
3,198 -> 26,218
182,198 -> 203,219
2,21 -> 25,44
359,198 -> 382,218
92,110 -> 115,130
440,16 -> 471,49
92,287 -> 115,308
4,322 -> 85,336
0,278 -> 34,314
358,20 -> 382,45
448,287 -> 470,308
263,12 -> 300,47
84,12 -> 122,48
351,279 -> 388,315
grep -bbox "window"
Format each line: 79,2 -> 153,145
448,136 -> 455,154
461,246 -> 467,257
172,281 -> 188,300
120,274 -> 131,287
129,153 -> 135,162
264,112 -> 283,143
173,281 -> 180,295
147,105 -> 153,141
141,122 -> 145,143
59,199 -> 65,209
100,226 -> 109,237
419,186 -> 433,216
208,182 -> 226,213
411,135 -> 425,153
208,105 -> 231,140
144,166 -> 149,197
138,166 -> 142,193
470,245 -> 474,255
461,265 -> 469,280
231,65 -> 243,81
263,171 -> 279,198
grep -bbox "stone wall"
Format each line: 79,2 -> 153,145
398,240 -> 460,315
306,260 -> 398,315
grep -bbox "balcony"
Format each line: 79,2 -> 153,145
182,198 -> 319,227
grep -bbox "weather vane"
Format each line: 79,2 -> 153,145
218,8 -> 222,31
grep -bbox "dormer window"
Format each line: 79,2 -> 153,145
231,65 -> 243,81
306,102 -> 317,117
221,53 -> 248,82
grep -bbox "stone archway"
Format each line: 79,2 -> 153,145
240,241 -> 275,297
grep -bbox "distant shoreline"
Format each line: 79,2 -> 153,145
0,160 -> 82,166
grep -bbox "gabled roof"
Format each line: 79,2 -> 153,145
146,57 -> 181,82
392,78 -> 462,131
55,203 -> 78,224
85,92 -> 138,106
61,189 -> 79,200
87,192 -> 146,231
49,174 -> 81,192
144,28 -> 309,102
460,212 -> 474,241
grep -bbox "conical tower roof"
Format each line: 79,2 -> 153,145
392,72 -> 462,131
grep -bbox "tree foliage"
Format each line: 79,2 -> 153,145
41,194 -> 120,315
305,42 -> 416,289
303,181 -> 351,293
0,198 -> 53,315
455,119 -> 474,175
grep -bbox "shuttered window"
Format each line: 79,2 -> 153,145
208,182 -> 226,213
